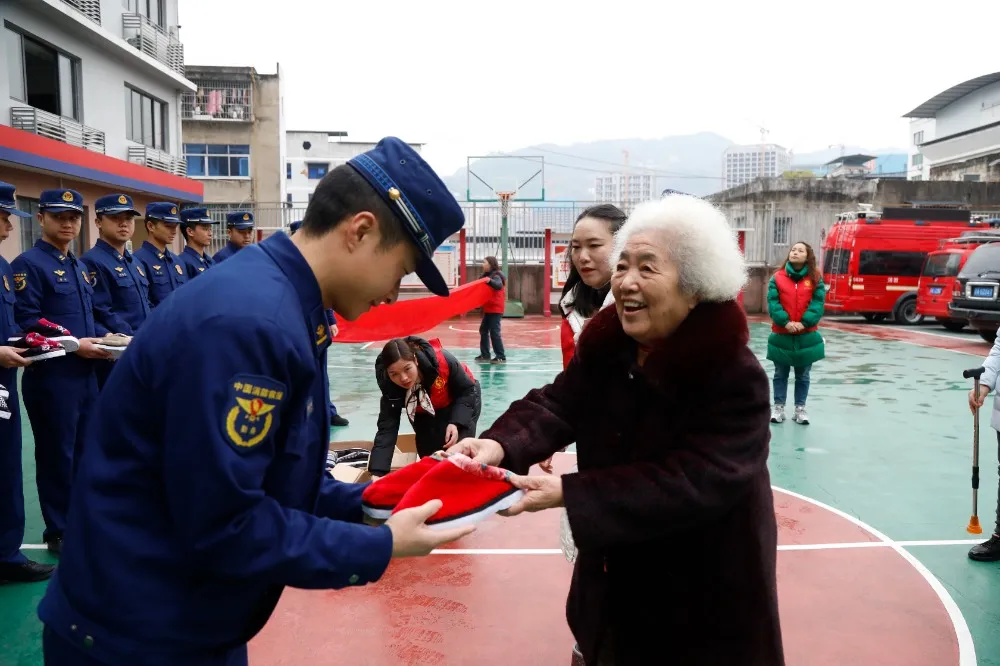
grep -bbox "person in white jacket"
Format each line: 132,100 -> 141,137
966,335 -> 1000,562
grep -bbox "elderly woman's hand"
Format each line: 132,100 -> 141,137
499,474 -> 564,516
444,437 -> 505,466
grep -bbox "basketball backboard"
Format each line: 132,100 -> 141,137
465,155 -> 545,202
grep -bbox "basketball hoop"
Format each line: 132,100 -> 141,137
496,191 -> 516,218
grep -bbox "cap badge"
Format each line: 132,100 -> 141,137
243,214 -> 249,221
388,188 -> 401,201
61,191 -> 73,202
118,195 -> 128,205
170,207 -> 177,215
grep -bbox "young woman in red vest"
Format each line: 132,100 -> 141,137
475,256 -> 507,364
558,204 -> 627,369
766,241 -> 826,425
371,336 -> 482,478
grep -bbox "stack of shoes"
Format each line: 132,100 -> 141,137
9,332 -> 67,362
325,448 -> 371,475
362,451 -> 524,530
94,333 -> 131,359
10,318 -> 79,353
0,384 -> 10,420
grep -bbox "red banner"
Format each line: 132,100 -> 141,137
332,279 -> 492,343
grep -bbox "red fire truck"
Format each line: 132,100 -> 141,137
822,206 -> 982,324
915,230 -> 1000,330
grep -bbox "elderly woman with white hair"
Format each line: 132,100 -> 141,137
448,195 -> 784,666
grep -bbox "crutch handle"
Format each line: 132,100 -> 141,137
964,366 -> 986,380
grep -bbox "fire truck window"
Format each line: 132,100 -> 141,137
858,251 -> 926,277
921,253 -> 962,278
822,249 -> 850,275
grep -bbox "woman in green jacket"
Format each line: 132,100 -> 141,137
766,241 -> 826,424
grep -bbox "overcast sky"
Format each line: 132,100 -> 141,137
180,0 -> 1000,176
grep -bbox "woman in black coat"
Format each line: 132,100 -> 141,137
370,336 -> 481,478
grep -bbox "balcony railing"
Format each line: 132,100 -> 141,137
10,106 -> 105,154
127,145 -> 187,177
182,80 -> 253,121
60,0 -> 102,25
122,13 -> 184,76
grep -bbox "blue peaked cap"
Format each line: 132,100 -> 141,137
95,193 -> 139,217
227,211 -> 254,229
0,181 -> 31,218
180,208 -> 216,225
146,202 -> 181,223
40,189 -> 84,213
288,220 -> 302,234
347,137 -> 464,297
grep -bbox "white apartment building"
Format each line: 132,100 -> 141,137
904,72 -> 1000,182
907,118 -> 935,180
594,172 -> 654,211
723,144 -> 791,189
285,132 -> 423,206
0,0 -> 201,258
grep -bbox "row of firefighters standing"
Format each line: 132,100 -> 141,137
0,183 -> 345,585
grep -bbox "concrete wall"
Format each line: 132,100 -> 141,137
1,1 -> 185,159
930,151 -> 1000,182
934,81 -> 1000,138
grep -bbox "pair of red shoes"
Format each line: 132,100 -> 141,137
361,451 -> 524,530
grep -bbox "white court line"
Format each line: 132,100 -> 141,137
448,325 -> 559,334
772,486 -> 977,666
821,323 -> 987,357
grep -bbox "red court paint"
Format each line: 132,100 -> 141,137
248,459 -> 961,665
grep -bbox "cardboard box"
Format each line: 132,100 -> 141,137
328,433 -> 418,483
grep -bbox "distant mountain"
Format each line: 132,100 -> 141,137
443,132 -> 735,201
443,137 -> 909,202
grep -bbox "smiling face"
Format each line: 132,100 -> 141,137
571,215 -> 615,288
611,230 -> 698,345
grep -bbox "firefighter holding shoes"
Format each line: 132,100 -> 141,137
37,137 -> 475,665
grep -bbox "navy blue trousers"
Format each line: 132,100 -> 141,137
22,359 -> 96,542
0,367 -> 25,563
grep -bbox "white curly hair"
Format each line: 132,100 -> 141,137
610,194 -> 748,302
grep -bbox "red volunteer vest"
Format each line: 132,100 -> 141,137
420,338 -> 476,412
484,273 -> 505,314
771,270 -> 818,334
560,318 -> 576,370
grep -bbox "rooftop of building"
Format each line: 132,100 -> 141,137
903,71 -> 1000,118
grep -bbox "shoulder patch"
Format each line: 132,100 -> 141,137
223,374 -> 287,452
14,273 -> 25,291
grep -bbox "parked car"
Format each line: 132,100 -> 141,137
948,242 -> 1000,342
916,231 -> 1000,331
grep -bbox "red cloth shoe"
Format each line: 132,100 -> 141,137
361,453 -> 445,520
391,452 -> 524,530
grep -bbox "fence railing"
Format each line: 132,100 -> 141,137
182,200 -> 1000,270
10,106 -> 105,154
60,0 -> 101,24
122,13 -> 184,76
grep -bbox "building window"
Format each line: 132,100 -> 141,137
17,196 -> 85,256
6,27 -> 81,121
125,86 -> 166,150
286,163 -> 291,179
773,216 -> 791,245
183,144 -> 250,178
307,163 -> 328,179
913,131 -> 924,145
911,153 -> 923,167
286,193 -> 292,203
122,0 -> 165,28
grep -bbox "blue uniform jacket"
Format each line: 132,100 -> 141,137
37,232 -> 394,664
132,240 -> 187,308
12,239 -> 105,339
80,239 -> 151,335
212,241 -> 243,264
178,245 -> 214,279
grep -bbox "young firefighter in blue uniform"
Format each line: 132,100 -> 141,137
290,220 -> 349,426
177,207 -> 218,278
38,137 -> 475,664
132,202 -> 186,307
12,189 -> 112,555
212,211 -> 254,263
0,182 -> 54,584
80,194 -> 151,389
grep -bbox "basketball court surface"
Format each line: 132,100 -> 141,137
2,315 -> 1000,665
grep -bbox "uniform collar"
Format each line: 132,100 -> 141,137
257,232 -> 330,357
35,239 -> 73,263
95,238 -> 128,263
141,240 -> 172,260
183,245 -> 208,262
